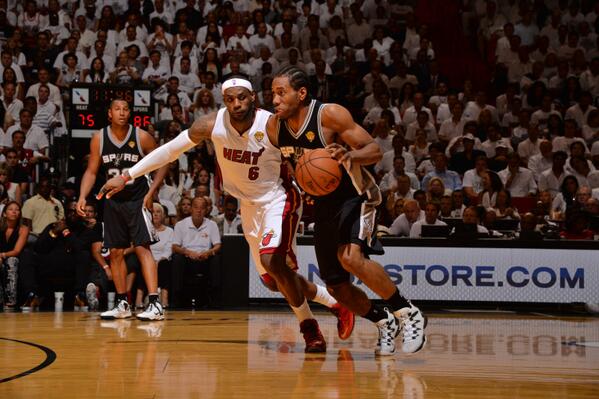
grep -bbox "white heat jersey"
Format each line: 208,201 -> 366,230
211,108 -> 287,203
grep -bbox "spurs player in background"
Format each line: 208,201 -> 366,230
270,66 -> 426,356
78,99 -> 168,321
99,78 -> 354,352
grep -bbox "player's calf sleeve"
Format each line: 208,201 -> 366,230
128,130 -> 196,179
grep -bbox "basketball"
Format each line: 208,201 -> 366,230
295,148 -> 342,196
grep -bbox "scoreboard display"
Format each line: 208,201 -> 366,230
69,84 -> 154,138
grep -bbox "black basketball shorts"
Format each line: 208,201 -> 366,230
103,198 -> 156,248
313,194 -> 384,286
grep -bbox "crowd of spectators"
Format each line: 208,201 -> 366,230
1,0 -> 599,312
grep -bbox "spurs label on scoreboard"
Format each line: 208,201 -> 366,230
70,84 -> 154,138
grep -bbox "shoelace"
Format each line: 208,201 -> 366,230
379,318 -> 395,344
402,311 -> 421,340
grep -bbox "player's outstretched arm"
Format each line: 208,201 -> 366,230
322,104 -> 383,166
76,132 -> 102,216
98,113 -> 218,199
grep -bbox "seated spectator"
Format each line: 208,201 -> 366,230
491,189 -> 521,220
0,163 -> 21,203
565,141 -> 593,175
375,134 -> 416,177
379,155 -> 419,196
416,142 -> 443,180
498,153 -> 537,197
518,212 -> 544,240
552,175 -> 580,216
560,209 -> 594,240
1,81 -> 23,127
389,199 -> 424,237
84,57 -> 110,84
408,129 -> 431,164
367,109 -> 397,152
214,196 -> 242,236
447,133 -> 486,174
3,149 -> 28,196
19,202 -> 95,311
171,197 -> 221,308
462,155 -> 488,202
409,202 -> 447,238
438,194 -> 456,218
517,123 -> 542,163
189,88 -> 218,121
150,203 -> 174,308
422,153 -> 462,192
479,170 -> 504,208
405,110 -> 437,144
176,197 -> 192,223
575,186 -> 593,210
56,53 -> 83,93
568,155 -> 599,188
528,139 -> 554,177
0,201 -> 28,310
4,109 -> 49,155
538,150 -> 568,198
451,189 -> 466,217
388,197 -> 405,222
385,174 -> 416,215
450,206 -> 489,237
21,177 -> 64,236
586,198 -> 599,218
425,177 -> 447,205
552,119 -> 587,154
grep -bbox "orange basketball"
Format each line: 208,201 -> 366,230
295,148 -> 342,196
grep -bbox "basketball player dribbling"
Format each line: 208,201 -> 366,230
77,99 -> 168,321
269,66 -> 426,356
98,78 -> 354,352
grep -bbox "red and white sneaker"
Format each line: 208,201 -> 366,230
299,318 -> 327,353
330,303 -> 355,340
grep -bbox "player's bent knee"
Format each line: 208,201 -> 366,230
337,251 -> 364,274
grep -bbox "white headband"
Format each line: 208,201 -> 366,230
222,78 -> 253,94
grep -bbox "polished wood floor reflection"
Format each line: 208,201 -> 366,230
1,310 -> 598,398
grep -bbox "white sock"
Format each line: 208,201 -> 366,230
311,284 -> 337,308
290,298 -> 314,322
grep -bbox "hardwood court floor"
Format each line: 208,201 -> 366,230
1,310 -> 598,398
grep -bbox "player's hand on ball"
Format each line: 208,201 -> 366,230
97,176 -> 126,200
326,143 -> 351,164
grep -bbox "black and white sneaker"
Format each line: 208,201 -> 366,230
395,304 -> 427,353
100,299 -> 132,320
136,301 -> 164,321
375,308 -> 400,356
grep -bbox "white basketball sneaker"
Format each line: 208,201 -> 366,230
395,304 -> 427,353
375,308 -> 400,356
86,283 -> 99,311
100,299 -> 132,320
137,301 -> 165,321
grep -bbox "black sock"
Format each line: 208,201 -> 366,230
385,289 -> 411,312
116,293 -> 127,303
148,294 -> 159,303
362,303 -> 386,323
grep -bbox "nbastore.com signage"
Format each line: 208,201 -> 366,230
248,245 -> 598,303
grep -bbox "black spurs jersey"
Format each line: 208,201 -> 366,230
99,124 -> 149,202
277,99 -> 381,205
